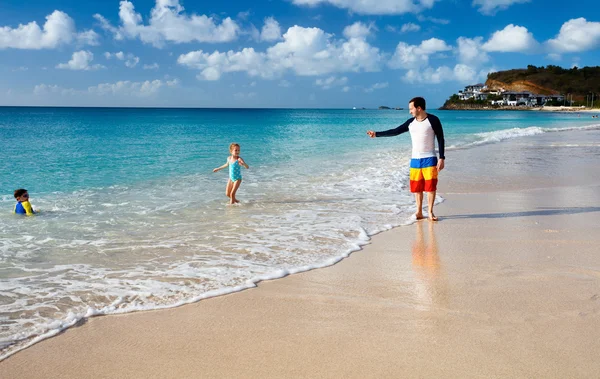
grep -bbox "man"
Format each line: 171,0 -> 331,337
367,97 -> 445,221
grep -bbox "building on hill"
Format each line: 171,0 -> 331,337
453,83 -> 565,107
465,83 -> 486,93
458,83 -> 487,101
499,92 -> 565,106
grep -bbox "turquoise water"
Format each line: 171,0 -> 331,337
0,107 -> 598,360
2,108 -> 595,193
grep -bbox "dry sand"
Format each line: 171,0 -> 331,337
2,130 -> 600,378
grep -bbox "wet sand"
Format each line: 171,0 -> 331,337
2,130 -> 600,378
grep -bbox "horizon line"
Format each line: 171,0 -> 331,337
0,105 -> 421,110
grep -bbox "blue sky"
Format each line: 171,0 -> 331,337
0,0 -> 598,108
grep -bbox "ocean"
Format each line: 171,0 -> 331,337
1,107 -> 598,360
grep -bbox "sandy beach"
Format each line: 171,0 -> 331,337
2,129 -> 600,378
537,106 -> 600,114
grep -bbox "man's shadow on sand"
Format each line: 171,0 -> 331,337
442,206 -> 600,220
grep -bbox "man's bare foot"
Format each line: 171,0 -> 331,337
413,213 -> 424,220
428,214 -> 438,221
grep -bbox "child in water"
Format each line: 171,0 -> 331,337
13,188 -> 36,215
213,143 -> 249,204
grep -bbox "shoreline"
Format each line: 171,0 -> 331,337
2,129 -> 600,377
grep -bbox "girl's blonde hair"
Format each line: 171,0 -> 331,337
229,143 -> 240,152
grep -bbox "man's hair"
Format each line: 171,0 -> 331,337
409,97 -> 426,110
229,143 -> 240,152
14,189 -> 28,199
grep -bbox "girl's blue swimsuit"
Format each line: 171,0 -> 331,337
229,159 -> 242,182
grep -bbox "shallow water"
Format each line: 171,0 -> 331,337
0,107 -> 598,359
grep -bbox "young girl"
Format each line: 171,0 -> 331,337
213,143 -> 249,204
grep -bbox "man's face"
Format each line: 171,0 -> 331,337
409,102 -> 419,117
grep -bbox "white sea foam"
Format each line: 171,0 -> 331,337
447,123 -> 600,150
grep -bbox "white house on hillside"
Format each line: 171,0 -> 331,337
458,83 -> 488,101
454,83 -> 565,106
499,92 -> 565,106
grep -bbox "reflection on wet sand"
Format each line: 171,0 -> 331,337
411,221 -> 448,311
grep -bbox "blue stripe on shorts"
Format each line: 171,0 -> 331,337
409,156 -> 438,169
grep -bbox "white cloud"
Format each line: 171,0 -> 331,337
452,64 -> 477,82
271,25 -> 383,74
416,15 -> 450,25
404,66 -> 452,83
419,38 -> 452,54
94,14 -> 124,40
76,30 -> 101,46
143,63 -> 160,69
403,64 -> 489,84
88,78 -> 178,96
343,22 -> 374,39
94,0 -> 240,47
364,82 -> 388,92
34,84 -> 79,96
0,10 -> 98,49
472,0 -> 529,15
28,79 -> 179,106
400,23 -> 421,33
388,38 -> 451,70
456,36 -> 489,64
247,24 -> 261,42
546,18 -> 600,53
237,11 -> 251,21
291,0 -> 432,15
125,56 -> 140,68
260,17 -> 282,42
178,25 -> 383,80
482,24 -> 539,52
315,76 -> 348,89
278,80 -> 292,87
178,48 -> 266,80
105,51 -> 141,68
56,51 -> 105,70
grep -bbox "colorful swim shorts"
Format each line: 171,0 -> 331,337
409,157 -> 438,193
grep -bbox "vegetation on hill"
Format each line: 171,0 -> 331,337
487,65 -> 600,100
441,65 -> 600,109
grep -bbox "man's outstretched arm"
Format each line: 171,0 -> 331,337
367,118 -> 413,138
